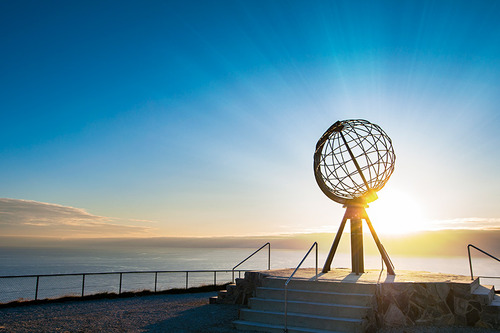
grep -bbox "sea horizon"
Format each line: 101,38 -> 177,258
0,244 -> 496,280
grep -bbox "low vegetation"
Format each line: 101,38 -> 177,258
0,283 -> 230,309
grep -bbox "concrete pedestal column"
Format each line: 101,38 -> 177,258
350,218 -> 364,274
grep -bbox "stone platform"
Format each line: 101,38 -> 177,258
264,268 -> 498,328
262,268 -> 474,284
216,268 -> 500,330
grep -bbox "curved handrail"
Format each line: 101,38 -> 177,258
468,244 -> 500,280
284,242 -> 318,333
232,242 -> 270,282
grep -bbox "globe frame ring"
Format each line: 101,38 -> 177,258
313,119 -> 395,205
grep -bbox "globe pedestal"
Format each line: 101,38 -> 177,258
322,204 -> 395,275
350,217 -> 364,274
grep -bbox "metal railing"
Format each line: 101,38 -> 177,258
468,244 -> 500,284
232,242 -> 270,282
0,243 -> 273,304
284,242 -> 318,333
0,269 -> 250,304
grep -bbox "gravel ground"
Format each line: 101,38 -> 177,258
0,293 -> 498,333
0,292 -> 241,332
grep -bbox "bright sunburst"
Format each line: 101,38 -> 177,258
367,189 -> 428,235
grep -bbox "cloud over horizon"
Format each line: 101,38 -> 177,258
1,198 -> 499,240
0,198 -> 152,237
428,217 -> 500,231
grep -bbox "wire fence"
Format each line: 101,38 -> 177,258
0,269 -> 249,304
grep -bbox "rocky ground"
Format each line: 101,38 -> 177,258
0,291 -> 241,332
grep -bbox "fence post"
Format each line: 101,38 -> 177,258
35,276 -> 40,301
268,243 -> 271,270
316,243 -> 318,280
82,274 -> 86,297
185,272 -> 189,289
119,273 -> 123,294
468,245 -> 474,280
213,271 -> 216,286
154,272 -> 158,293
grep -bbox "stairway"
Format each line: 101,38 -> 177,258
233,277 -> 376,333
209,277 -> 249,305
472,283 -> 496,305
472,283 -> 500,327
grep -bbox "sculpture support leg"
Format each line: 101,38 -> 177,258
351,218 -> 364,275
322,205 -> 395,275
322,213 -> 348,273
365,215 -> 395,275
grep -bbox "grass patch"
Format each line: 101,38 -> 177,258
0,283 -> 230,308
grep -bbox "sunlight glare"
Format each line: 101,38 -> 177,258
368,189 -> 428,235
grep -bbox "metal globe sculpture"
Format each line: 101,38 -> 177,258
315,119 -> 396,275
314,119 -> 395,205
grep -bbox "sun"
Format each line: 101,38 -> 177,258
367,189 -> 428,235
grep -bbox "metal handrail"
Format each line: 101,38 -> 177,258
232,242 -> 270,282
468,244 -> 500,280
284,242 -> 318,333
0,269 -> 244,279
0,269 -> 250,303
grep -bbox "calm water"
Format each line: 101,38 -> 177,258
0,246 -> 497,303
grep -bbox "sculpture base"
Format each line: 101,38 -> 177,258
229,269 -> 499,330
323,204 -> 395,275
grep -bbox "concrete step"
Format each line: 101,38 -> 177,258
217,289 -> 228,298
226,283 -> 237,293
217,283 -> 236,298
256,287 -> 374,307
235,278 -> 245,286
470,278 -> 480,293
239,308 -> 364,332
233,319 -> 342,333
248,297 -> 370,319
472,285 -> 495,305
484,294 -> 500,325
262,277 -> 376,294
490,294 -> 500,307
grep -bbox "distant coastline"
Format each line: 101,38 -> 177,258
1,229 -> 498,257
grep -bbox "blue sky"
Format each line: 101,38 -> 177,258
1,0 -> 500,238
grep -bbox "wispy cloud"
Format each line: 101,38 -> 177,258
428,217 -> 500,231
0,198 -> 153,237
127,218 -> 158,224
280,217 -> 500,236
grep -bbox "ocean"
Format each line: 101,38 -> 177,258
0,246 -> 497,303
